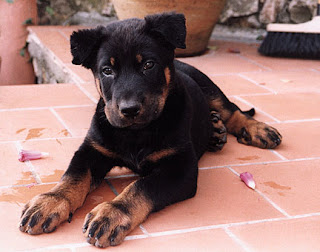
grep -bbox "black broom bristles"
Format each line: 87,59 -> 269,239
258,32 -> 320,59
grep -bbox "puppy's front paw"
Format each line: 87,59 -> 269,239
83,202 -> 132,248
19,193 -> 71,235
237,122 -> 282,149
208,111 -> 227,152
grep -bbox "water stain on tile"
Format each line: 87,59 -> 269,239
237,155 -> 260,161
16,128 -> 26,134
56,138 -> 62,145
263,181 -> 291,190
25,128 -> 45,140
59,129 -> 70,137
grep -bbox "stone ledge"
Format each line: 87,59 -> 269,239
27,27 -> 84,84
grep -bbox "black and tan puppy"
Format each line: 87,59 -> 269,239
19,13 -> 282,248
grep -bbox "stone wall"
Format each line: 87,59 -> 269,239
37,0 -> 318,28
219,0 -> 318,28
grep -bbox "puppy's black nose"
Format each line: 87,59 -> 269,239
119,101 -> 141,118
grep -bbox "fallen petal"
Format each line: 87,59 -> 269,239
18,150 -> 49,162
240,172 -> 256,189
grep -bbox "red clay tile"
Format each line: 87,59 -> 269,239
67,64 -> 95,83
242,70 -> 320,94
0,143 -> 36,186
228,96 -> 276,123
76,228 -> 245,252
140,168 -> 283,232
210,74 -> 271,97
271,121 -> 320,160
30,28 -> 73,63
178,52 -> 265,76
54,106 -> 95,137
199,137 -> 283,168
233,159 -> 320,216
0,84 -> 94,109
0,182 -> 115,251
230,216 -> 320,252
78,83 -> 100,102
242,92 -> 320,121
20,138 -> 84,183
242,53 -> 319,71
0,109 -> 70,142
209,40 -> 260,56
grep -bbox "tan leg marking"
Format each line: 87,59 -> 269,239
84,181 -> 153,248
19,170 -> 92,235
209,98 -> 232,121
226,111 -> 282,149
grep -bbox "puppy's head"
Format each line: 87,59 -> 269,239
70,12 -> 186,129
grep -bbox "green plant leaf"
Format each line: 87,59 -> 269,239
6,0 -> 14,3
20,48 -> 26,57
45,6 -> 54,16
19,41 -> 29,58
23,18 -> 33,25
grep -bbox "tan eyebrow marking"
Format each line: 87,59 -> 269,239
110,57 -> 115,66
136,54 -> 143,63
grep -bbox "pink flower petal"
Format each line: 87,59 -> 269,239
240,172 -> 256,189
18,150 -> 49,162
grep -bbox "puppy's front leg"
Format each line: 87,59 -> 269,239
19,140 -> 115,235
84,146 -> 198,248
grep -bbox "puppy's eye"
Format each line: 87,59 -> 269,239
102,67 -> 113,76
143,61 -> 154,70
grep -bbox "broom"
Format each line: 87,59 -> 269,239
258,0 -> 320,59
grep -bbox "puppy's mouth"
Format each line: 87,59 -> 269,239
104,106 -> 160,129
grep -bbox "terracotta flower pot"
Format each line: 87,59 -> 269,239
0,0 -> 37,85
112,0 -> 226,56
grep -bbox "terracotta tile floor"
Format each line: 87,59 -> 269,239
1,26 -> 320,251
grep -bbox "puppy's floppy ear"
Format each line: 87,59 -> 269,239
70,26 -> 105,69
145,12 -> 186,49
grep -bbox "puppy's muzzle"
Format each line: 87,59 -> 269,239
119,100 -> 141,118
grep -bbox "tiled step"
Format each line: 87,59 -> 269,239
0,25 -> 320,251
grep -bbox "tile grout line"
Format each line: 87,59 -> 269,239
224,227 -> 252,252
21,212 -> 320,251
237,73 -> 276,94
49,108 -> 74,137
208,70 -> 273,77
74,82 -> 99,104
14,141 -> 43,184
0,104 -> 95,112
104,179 -> 119,196
227,166 -> 291,218
199,156 -> 320,170
58,30 -> 70,41
0,182 -> 58,190
269,149 -> 287,161
228,92 -> 274,98
233,95 -> 281,123
236,54 -> 273,71
106,174 -> 138,180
